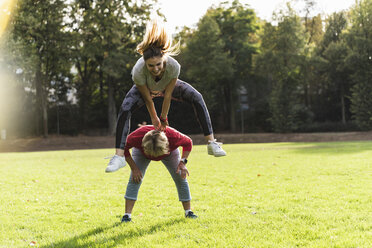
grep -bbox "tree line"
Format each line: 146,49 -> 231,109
1,0 -> 371,138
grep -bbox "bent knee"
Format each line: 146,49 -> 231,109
191,91 -> 204,103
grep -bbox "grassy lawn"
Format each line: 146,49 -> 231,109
0,142 -> 371,247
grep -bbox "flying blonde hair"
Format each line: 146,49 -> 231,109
142,130 -> 169,157
137,19 -> 180,60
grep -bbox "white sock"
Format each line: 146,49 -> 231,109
185,209 -> 192,215
124,213 -> 131,218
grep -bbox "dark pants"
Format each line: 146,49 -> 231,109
115,80 -> 213,149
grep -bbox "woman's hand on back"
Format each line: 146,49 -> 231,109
151,116 -> 161,130
159,119 -> 168,131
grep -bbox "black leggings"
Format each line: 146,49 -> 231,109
115,79 -> 213,149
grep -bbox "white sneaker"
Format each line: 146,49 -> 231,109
105,155 -> 126,173
207,140 -> 226,157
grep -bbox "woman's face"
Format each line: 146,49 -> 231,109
145,56 -> 164,77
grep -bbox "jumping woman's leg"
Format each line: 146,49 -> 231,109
171,80 -> 226,157
106,85 -> 146,173
116,85 -> 146,151
171,80 -> 213,140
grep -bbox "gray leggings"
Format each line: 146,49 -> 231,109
115,79 -> 213,149
125,148 -> 191,202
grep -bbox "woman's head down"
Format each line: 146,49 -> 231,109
142,130 -> 169,157
137,19 -> 180,61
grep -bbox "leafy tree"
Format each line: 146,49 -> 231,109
0,35 -> 29,137
10,0 -> 71,137
177,1 -> 259,132
181,14 -> 234,120
208,0 -> 259,132
347,0 -> 372,129
255,4 -> 307,132
301,13 -> 323,111
301,0 -> 323,45
68,0 -> 156,134
316,12 -> 351,124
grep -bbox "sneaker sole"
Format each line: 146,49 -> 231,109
208,150 -> 226,157
105,164 -> 126,173
208,147 -> 226,157
213,153 -> 226,157
208,146 -> 226,156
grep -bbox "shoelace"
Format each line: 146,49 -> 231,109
211,140 -> 223,147
104,155 -> 122,163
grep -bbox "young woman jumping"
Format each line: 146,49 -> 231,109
106,19 -> 226,173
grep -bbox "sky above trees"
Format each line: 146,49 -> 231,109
156,0 -> 356,34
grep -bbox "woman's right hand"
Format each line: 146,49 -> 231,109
151,116 -> 161,130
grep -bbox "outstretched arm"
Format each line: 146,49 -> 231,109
160,78 -> 177,130
136,84 -> 161,130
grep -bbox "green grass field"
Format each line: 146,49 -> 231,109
0,142 -> 371,247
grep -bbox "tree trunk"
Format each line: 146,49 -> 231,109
99,67 -> 104,104
229,86 -> 236,132
42,93 -> 48,138
107,78 -> 117,135
79,85 -> 87,132
77,60 -> 90,132
35,61 -> 48,137
340,83 -> 346,124
35,69 -> 42,136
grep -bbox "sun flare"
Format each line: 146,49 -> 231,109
0,0 -> 17,38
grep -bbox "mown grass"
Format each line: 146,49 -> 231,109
0,142 -> 371,247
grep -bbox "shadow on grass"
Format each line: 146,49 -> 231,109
41,218 -> 185,248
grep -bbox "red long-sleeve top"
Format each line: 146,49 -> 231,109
124,125 -> 192,161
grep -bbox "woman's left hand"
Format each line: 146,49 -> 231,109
176,162 -> 189,179
159,119 -> 168,131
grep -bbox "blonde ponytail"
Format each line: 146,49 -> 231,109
137,19 -> 180,59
